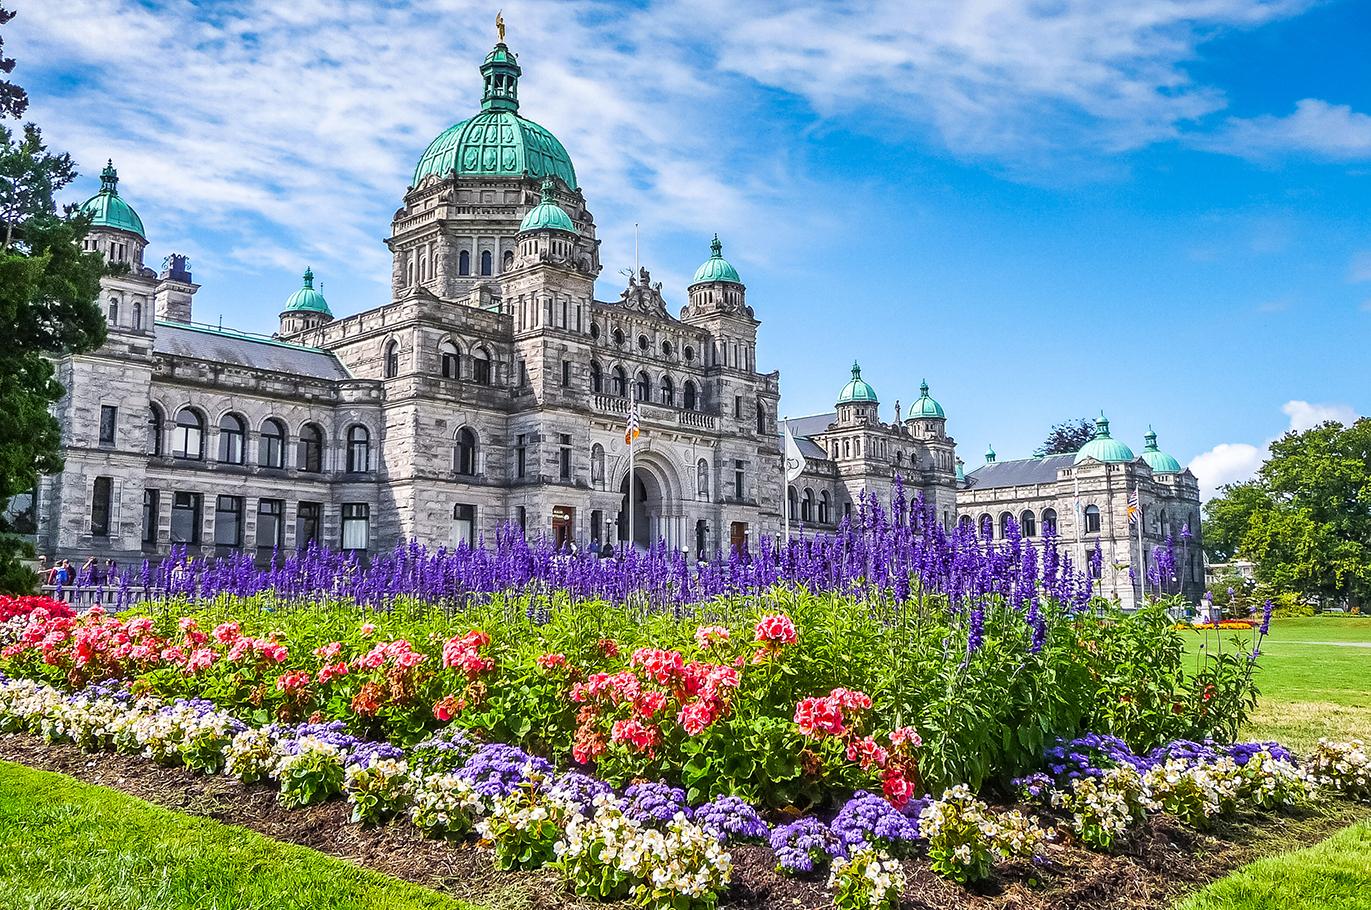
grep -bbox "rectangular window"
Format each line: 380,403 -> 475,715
255,499 -> 283,553
213,495 -> 243,547
516,434 -> 527,479
734,395 -> 743,417
90,476 -> 113,536
142,489 -> 159,545
296,501 -> 321,550
733,459 -> 744,500
518,360 -> 528,387
341,503 -> 369,551
98,405 -> 117,447
452,503 -> 476,548
171,492 -> 201,545
516,505 -> 527,532
472,357 -> 491,385
559,433 -> 571,481
561,360 -> 571,387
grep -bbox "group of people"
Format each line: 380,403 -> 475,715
36,555 -> 120,590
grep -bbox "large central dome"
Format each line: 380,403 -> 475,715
412,42 -> 577,189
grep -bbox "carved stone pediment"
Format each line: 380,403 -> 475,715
617,266 -> 671,318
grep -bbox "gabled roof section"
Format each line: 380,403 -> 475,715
154,321 -> 351,381
785,412 -> 837,439
964,454 -> 1074,490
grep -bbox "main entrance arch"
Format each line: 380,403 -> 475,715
613,453 -> 682,551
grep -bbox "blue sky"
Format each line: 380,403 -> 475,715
13,0 -> 1370,496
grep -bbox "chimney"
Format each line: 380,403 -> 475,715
155,253 -> 199,323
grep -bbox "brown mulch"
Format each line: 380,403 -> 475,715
1,732 -> 1366,910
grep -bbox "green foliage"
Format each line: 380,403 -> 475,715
1035,417 -> 1096,457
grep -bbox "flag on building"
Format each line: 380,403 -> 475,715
1127,488 -> 1140,524
783,421 -> 806,483
624,404 -> 640,446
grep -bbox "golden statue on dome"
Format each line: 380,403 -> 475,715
496,10 -> 506,43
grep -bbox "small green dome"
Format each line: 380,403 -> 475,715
79,160 -> 145,238
908,379 -> 945,418
986,444 -> 996,464
837,360 -> 879,404
282,267 -> 331,316
1074,414 -> 1137,464
690,234 -> 742,285
518,178 -> 575,233
1140,427 -> 1183,473
411,43 -> 577,189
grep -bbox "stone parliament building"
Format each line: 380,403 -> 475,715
29,37 -> 1202,607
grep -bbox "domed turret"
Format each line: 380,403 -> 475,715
518,178 -> 575,234
684,234 -> 748,316
908,379 -> 945,418
691,234 -> 741,285
1139,427 -> 1183,473
278,267 -> 333,336
80,160 -> 145,239
411,40 -> 577,189
837,361 -> 878,404
985,444 -> 996,464
1074,414 -> 1136,464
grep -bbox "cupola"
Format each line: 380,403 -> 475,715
1139,427 -> 1183,473
1074,414 -> 1137,464
278,266 -> 334,336
837,361 -> 878,404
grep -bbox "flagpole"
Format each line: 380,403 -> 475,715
1135,484 -> 1146,604
628,407 -> 635,554
782,419 -> 790,545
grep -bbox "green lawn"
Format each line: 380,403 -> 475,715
1175,820 -> 1371,910
0,760 -> 470,910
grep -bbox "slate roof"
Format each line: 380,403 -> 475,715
964,454 -> 1074,490
785,412 -> 836,439
154,322 -> 351,381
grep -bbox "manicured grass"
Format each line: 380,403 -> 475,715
0,760 -> 470,910
1175,819 -> 1371,910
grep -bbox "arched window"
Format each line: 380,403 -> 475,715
1084,504 -> 1101,534
459,250 -> 471,276
801,488 -> 814,522
502,249 -> 514,272
471,348 -> 492,385
440,341 -> 460,379
298,423 -> 324,473
454,427 -> 477,476
147,405 -> 164,456
755,398 -> 766,434
591,444 -> 606,489
634,371 -> 650,402
589,361 -> 602,394
259,418 -> 286,469
660,376 -> 675,406
662,340 -> 673,358
347,425 -> 371,473
683,381 -> 697,411
217,414 -> 246,464
959,514 -> 973,530
818,491 -> 831,524
1042,508 -> 1058,535
611,366 -> 628,398
384,341 -> 400,378
480,250 -> 492,275
108,297 -> 118,324
173,408 -> 204,460
979,513 -> 993,538
132,301 -> 142,330
612,327 -> 624,346
999,511 -> 1014,539
1020,510 -> 1037,537
787,485 -> 799,520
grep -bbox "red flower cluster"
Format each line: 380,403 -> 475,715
536,652 -> 567,671
353,639 -> 426,672
794,687 -> 871,739
441,630 -> 493,679
753,613 -> 798,645
610,718 -> 660,754
629,647 -> 685,685
793,687 -> 921,808
0,595 -> 74,623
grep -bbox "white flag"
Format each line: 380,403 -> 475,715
783,421 -> 806,483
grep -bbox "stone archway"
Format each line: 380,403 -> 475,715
613,453 -> 682,551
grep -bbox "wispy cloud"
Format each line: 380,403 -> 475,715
1188,398 -> 1360,498
1350,251 -> 1371,283
1198,98 -> 1371,162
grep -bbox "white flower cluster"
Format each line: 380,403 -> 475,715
1142,757 -> 1244,827
1052,767 -> 1148,850
129,702 -> 242,772
1305,739 -> 1370,800
0,678 -> 61,732
410,772 -> 486,837
274,736 -> 347,808
225,727 -> 277,783
828,847 -> 905,910
40,694 -> 126,751
344,758 -> 413,825
1236,750 -> 1316,810
919,784 -> 1046,883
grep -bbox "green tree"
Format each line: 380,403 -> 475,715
0,5 -> 106,591
1204,418 -> 1371,608
1035,417 -> 1095,457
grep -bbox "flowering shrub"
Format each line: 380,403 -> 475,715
410,772 -> 485,838
555,798 -> 643,900
1141,757 -> 1243,828
828,847 -> 905,910
770,817 -> 845,876
476,779 -> 566,871
693,795 -> 769,844
1305,738 -> 1370,799
275,735 -> 347,809
345,757 -> 413,825
830,791 -> 920,855
919,785 -> 1046,883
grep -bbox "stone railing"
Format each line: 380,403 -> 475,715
677,410 -> 716,430
593,394 -> 630,416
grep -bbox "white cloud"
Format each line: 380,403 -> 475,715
1350,251 -> 1371,283
1199,98 -> 1371,161
1188,398 -> 1360,498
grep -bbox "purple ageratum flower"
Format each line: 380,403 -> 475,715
409,727 -> 476,775
1013,772 -> 1055,803
1227,741 -> 1295,766
456,743 -> 552,799
1259,599 -> 1273,636
1145,739 -> 1222,769
548,771 -> 615,817
347,739 -> 406,769
623,782 -> 691,827
770,817 -> 846,876
830,791 -> 921,853
1042,733 -> 1147,780
694,795 -> 769,844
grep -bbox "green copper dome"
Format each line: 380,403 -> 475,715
908,379 -> 945,418
411,42 -> 577,189
79,160 -> 145,238
1074,414 -> 1136,464
519,178 -> 575,233
282,267 -> 331,316
1140,427 -> 1183,473
837,360 -> 879,404
690,234 -> 742,285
